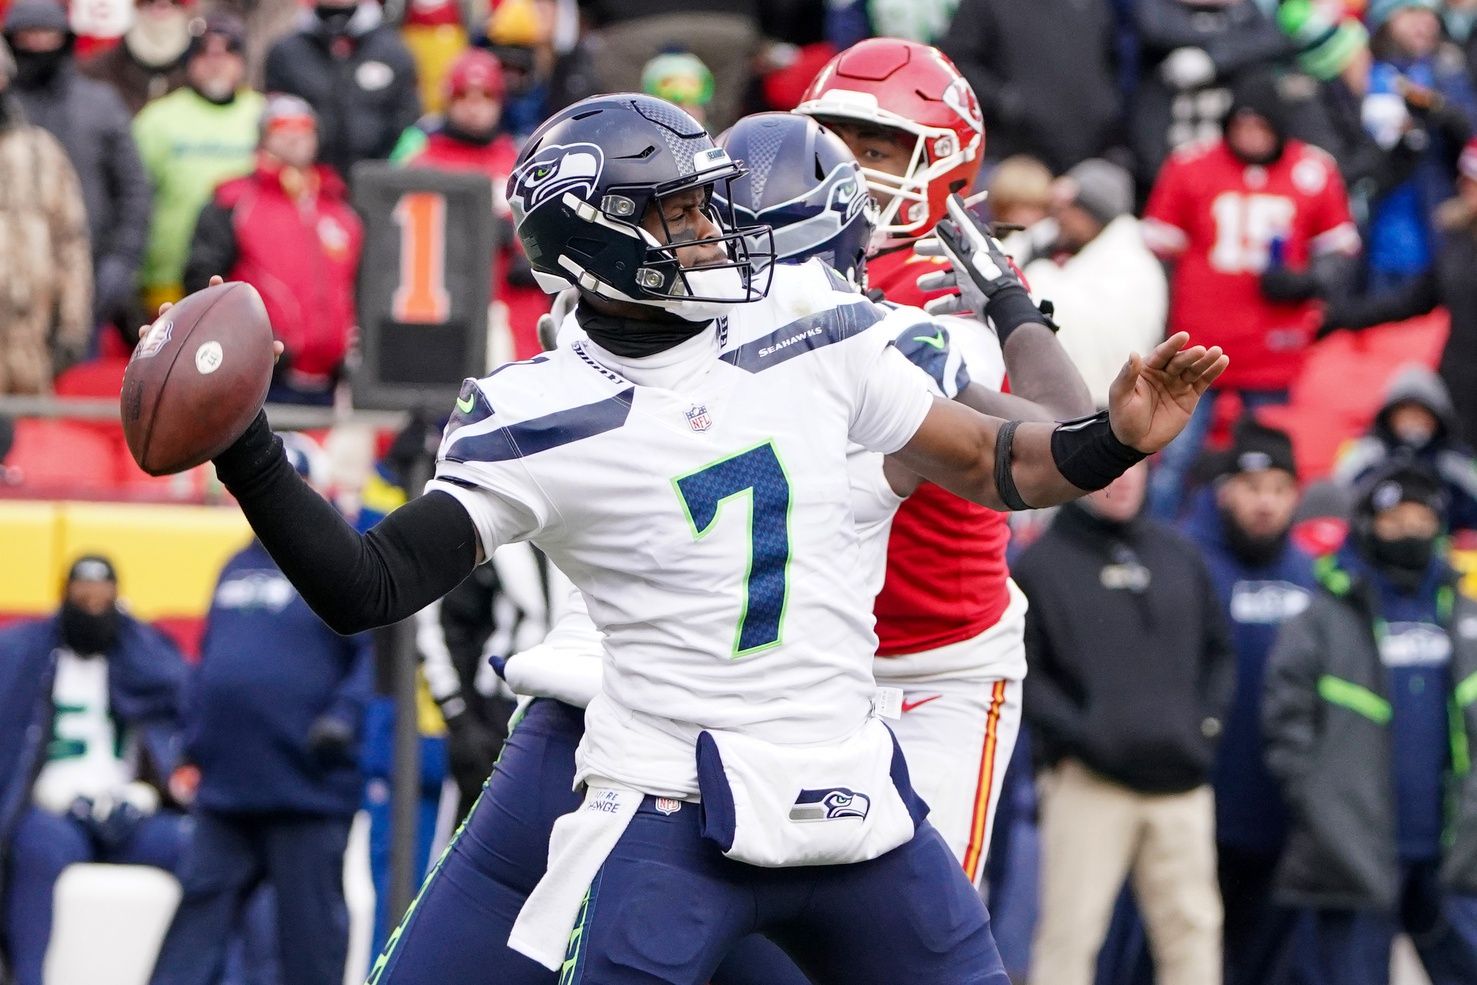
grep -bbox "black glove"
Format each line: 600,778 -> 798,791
444,709 -> 500,794
307,714 -> 357,767
915,194 -> 1026,317
1259,266 -> 1319,303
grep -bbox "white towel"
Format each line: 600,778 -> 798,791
507,783 -> 641,970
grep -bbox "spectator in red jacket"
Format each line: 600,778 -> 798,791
1141,71 -> 1360,519
184,94 -> 363,405
391,48 -> 549,360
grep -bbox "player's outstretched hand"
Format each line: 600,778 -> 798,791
143,275 -> 286,362
1106,332 -> 1228,454
914,194 -> 1024,318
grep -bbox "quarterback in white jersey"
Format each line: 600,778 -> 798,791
198,94 -> 1225,985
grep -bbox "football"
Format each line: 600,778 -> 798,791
121,282 -> 275,476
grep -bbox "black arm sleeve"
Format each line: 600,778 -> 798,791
214,412 -> 479,635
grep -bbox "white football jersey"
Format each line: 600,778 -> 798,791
428,261 -> 936,798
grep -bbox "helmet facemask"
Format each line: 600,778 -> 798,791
547,165 -> 776,323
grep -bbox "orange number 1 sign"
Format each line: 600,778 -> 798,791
392,191 -> 451,324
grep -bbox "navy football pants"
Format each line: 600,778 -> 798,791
369,699 -> 1008,985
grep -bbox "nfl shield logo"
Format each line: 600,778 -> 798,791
655,798 -> 682,816
685,404 -> 713,432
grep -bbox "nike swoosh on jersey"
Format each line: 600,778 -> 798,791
900,694 -> 943,713
455,395 -> 476,414
911,330 -> 946,351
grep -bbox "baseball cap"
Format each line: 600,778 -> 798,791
67,555 -> 118,584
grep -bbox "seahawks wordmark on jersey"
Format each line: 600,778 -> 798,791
427,261 -> 936,799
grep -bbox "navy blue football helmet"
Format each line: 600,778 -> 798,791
713,113 -> 877,288
507,94 -> 775,321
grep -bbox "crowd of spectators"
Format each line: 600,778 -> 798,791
8,0 -> 1477,983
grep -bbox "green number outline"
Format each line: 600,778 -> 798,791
671,439 -> 794,658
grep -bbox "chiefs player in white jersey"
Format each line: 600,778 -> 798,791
797,38 -> 1091,883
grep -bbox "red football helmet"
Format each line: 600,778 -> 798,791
796,38 -> 985,241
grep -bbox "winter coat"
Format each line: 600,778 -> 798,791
1016,503 -> 1236,793
1326,198 -> 1477,448
10,59 -> 150,321
1131,0 -> 1292,188
1264,555 -> 1477,909
0,614 -> 187,854
79,41 -> 187,116
1020,215 -> 1167,407
1181,491 -> 1317,853
939,0 -> 1119,173
132,86 -> 266,297
0,98 -> 92,394
185,541 -> 374,817
185,160 -> 362,388
1333,365 -> 1477,532
264,3 -> 420,180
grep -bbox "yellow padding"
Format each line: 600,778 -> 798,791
0,502 -> 64,614
57,503 -> 251,620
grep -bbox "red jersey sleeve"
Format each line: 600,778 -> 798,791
1302,150 -> 1360,256
1141,152 -> 1193,258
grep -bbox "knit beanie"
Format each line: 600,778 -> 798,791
1059,158 -> 1133,225
1279,0 -> 1369,80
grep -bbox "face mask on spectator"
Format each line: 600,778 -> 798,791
1369,533 -> 1437,583
60,600 -> 120,655
11,46 -> 65,87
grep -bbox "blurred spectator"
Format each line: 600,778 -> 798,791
1323,136 -> 1477,440
80,0 -> 193,114
987,153 -> 1053,229
0,556 -> 190,985
133,13 -> 263,315
1017,158 -> 1167,408
263,0 -> 419,179
940,0 -> 1119,174
641,49 -> 713,125
149,440 -> 373,985
1132,0 -> 1291,189
0,34 -> 91,395
1279,0 -> 1432,229
1360,0 -> 1477,292
1184,420 -> 1317,985
1016,463 -> 1233,985
399,0 -> 466,116
391,48 -> 549,360
3,0 -> 149,335
185,94 -> 362,406
1142,72 -> 1359,519
1264,461 -> 1477,984
579,0 -> 758,131
1332,364 -> 1477,533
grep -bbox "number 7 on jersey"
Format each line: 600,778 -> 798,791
673,441 -> 793,657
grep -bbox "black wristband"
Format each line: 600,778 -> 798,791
993,420 -> 1034,511
984,284 -> 1043,345
212,410 -> 282,489
1050,411 -> 1147,492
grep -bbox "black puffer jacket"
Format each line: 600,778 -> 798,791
263,3 -> 420,179
1263,557 -> 1477,910
1016,503 -> 1235,793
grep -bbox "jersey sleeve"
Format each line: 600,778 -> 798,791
1305,153 -> 1360,257
848,340 -> 937,455
424,380 -> 555,558
1141,153 -> 1192,258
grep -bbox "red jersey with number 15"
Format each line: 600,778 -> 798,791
867,245 -> 1013,657
1141,138 -> 1358,391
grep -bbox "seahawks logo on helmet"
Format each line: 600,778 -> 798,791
509,142 -> 606,217
788,787 -> 872,823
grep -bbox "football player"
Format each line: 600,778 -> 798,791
198,94 -> 1223,984
796,38 -> 1088,883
